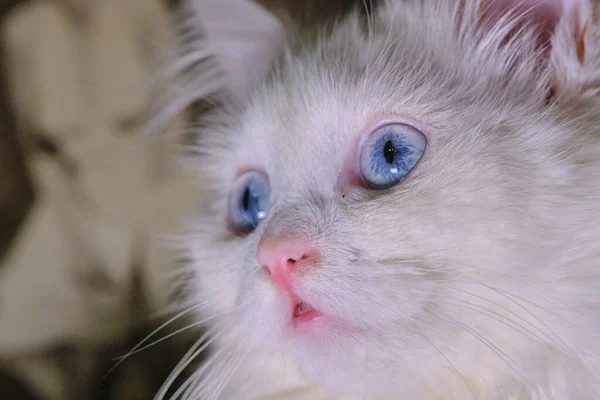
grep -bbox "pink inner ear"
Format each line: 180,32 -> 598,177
481,0 -> 567,42
477,0 -> 589,101
484,0 -> 567,21
480,0 -> 591,51
480,0 -> 588,55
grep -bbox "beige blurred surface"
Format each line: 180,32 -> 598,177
0,0 -> 200,398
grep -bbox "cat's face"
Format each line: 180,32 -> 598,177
170,0 -> 600,397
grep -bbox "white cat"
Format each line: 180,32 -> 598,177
154,0 -> 600,398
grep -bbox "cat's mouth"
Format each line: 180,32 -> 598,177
292,300 -> 322,326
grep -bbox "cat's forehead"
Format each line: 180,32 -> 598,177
235,79 -> 372,192
238,75 -> 428,181
234,78 -> 447,196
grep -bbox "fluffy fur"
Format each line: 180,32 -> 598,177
155,0 -> 600,399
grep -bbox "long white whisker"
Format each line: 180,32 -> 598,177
103,303 -> 204,379
461,277 -> 572,351
438,312 -> 528,383
115,313 -> 225,359
156,325 -> 221,400
187,346 -> 239,400
178,351 -> 224,399
442,298 -> 548,344
447,288 -> 562,346
206,347 -> 253,400
420,333 -> 478,400
179,339 -> 235,400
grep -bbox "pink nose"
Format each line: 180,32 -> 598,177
256,238 -> 317,293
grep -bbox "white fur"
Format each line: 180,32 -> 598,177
158,0 -> 600,399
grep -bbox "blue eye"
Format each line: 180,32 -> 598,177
228,171 -> 270,234
360,123 -> 427,190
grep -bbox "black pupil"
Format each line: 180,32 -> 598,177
242,187 -> 251,211
383,140 -> 396,164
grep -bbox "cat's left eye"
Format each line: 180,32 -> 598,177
228,170 -> 270,234
360,123 -> 427,190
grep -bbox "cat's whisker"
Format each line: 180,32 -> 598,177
169,348 -> 223,400
454,264 -> 562,307
149,298 -> 211,320
377,262 -> 572,352
103,303 -> 206,379
114,312 -> 226,360
464,279 -> 574,353
375,267 -> 573,356
191,351 -> 240,400
207,347 -> 253,400
480,288 -> 573,351
438,312 -> 528,383
420,333 -> 478,400
180,339 -> 239,400
179,347 -> 230,400
442,296 -> 551,346
358,286 -> 536,381
157,324 -> 227,400
222,352 -> 270,400
174,301 -> 257,400
447,286 -> 569,348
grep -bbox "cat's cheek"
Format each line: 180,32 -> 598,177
236,277 -> 294,349
187,243 -> 241,317
191,271 -> 238,325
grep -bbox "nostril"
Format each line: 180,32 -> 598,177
256,238 -> 318,285
287,253 -> 311,265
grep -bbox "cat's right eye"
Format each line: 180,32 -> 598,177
227,170 -> 270,234
359,123 -> 427,190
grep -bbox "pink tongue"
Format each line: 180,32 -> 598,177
293,302 -> 321,323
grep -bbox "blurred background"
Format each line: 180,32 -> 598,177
0,0 -> 202,398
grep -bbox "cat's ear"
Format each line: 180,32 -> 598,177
174,0 -> 367,102
147,0 -> 285,134
184,0 -> 285,101
473,0 -> 599,101
475,0 -> 573,41
547,0 -> 600,100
